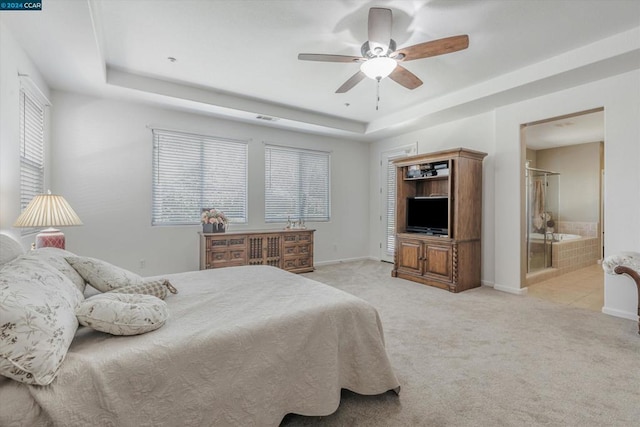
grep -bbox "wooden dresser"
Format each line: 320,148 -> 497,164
199,229 -> 314,274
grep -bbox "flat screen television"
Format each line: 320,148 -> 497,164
406,196 -> 449,235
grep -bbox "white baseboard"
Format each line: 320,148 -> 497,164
481,280 -> 495,288
493,283 -> 528,295
602,306 -> 639,322
314,256 -> 377,267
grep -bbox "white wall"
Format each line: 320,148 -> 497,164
536,142 -> 601,223
494,70 -> 640,320
50,91 -> 370,276
0,21 -> 51,247
368,111 -> 497,286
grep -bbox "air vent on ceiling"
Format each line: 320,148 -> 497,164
256,115 -> 279,122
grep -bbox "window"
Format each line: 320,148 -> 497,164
265,145 -> 330,222
19,85 -> 46,234
385,158 -> 396,256
380,145 -> 415,262
152,129 -> 248,225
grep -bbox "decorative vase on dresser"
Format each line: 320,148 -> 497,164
202,223 -> 225,233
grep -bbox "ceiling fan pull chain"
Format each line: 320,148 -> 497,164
376,77 -> 381,111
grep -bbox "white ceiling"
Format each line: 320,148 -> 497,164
2,0 -> 639,143
524,110 -> 604,150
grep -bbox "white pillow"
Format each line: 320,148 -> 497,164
76,293 -> 168,336
66,256 -> 142,292
0,233 -> 25,266
0,257 -> 81,385
21,248 -> 86,294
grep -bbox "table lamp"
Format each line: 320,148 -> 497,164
13,190 -> 83,249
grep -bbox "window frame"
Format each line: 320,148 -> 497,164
151,128 -> 248,226
380,144 -> 416,262
18,81 -> 47,235
264,144 -> 331,223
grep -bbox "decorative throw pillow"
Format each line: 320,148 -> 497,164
76,293 -> 168,336
66,256 -> 143,292
21,247 -> 86,294
108,279 -> 178,300
0,256 -> 80,385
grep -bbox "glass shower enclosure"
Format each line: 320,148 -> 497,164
525,164 -> 560,274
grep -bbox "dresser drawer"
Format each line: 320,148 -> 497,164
282,233 -> 312,244
207,249 -> 246,267
206,236 -> 246,249
283,243 -> 311,257
283,256 -> 312,271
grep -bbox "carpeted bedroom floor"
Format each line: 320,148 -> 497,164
281,259 -> 639,427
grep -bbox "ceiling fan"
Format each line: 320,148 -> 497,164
298,7 -> 469,93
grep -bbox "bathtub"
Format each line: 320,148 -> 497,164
529,233 -> 602,275
527,232 -> 601,285
530,232 -> 582,242
529,232 -> 599,271
552,235 -> 600,271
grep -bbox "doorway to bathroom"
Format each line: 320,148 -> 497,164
521,108 -> 605,311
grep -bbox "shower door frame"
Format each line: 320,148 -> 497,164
525,166 -> 560,274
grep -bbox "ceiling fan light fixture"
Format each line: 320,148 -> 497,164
360,57 -> 396,80
297,8 -> 468,93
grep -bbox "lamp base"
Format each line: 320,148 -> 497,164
36,228 -> 65,249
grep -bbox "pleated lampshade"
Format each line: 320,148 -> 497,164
13,191 -> 83,249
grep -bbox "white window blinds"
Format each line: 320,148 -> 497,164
19,86 -> 45,233
382,145 -> 415,259
152,129 -> 248,225
386,158 -> 397,255
265,145 -> 330,222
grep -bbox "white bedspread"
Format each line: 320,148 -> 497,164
0,265 -> 399,426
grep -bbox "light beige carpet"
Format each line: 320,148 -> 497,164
281,259 -> 639,426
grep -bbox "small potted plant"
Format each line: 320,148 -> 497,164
201,208 -> 229,233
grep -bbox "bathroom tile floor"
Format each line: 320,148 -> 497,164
527,263 -> 604,312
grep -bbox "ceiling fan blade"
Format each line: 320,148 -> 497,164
392,35 -> 469,62
368,7 -> 392,54
388,65 -> 423,90
336,71 -> 366,93
298,53 -> 365,63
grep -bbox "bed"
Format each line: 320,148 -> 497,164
0,235 -> 400,426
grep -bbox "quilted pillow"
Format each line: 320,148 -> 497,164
66,256 -> 142,292
108,279 -> 178,300
21,248 -> 86,294
76,293 -> 168,336
0,256 -> 81,385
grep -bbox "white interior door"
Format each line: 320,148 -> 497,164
380,144 -> 417,262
